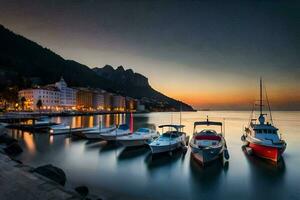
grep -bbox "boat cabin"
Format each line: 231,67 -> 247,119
193,119 -> 223,147
252,124 -> 280,143
158,124 -> 185,138
135,128 -> 155,135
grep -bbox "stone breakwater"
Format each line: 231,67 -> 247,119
0,128 -> 102,200
0,153 -> 81,200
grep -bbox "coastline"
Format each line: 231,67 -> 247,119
0,128 -> 103,200
0,152 -> 83,200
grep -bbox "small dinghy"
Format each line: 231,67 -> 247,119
99,124 -> 131,141
117,128 -> 159,147
190,117 -> 229,165
149,125 -> 187,154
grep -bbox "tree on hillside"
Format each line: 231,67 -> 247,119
36,99 -> 42,112
20,96 -> 26,110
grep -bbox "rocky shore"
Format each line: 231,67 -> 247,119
0,127 -> 102,200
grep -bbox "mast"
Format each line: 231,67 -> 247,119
260,77 -> 263,116
179,104 -> 182,127
258,77 -> 265,125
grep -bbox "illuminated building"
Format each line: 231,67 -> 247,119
75,88 -> 93,110
54,77 -> 77,108
18,86 -> 60,110
112,95 -> 126,111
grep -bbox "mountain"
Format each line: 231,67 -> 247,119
93,65 -> 194,111
0,24 -> 194,111
0,25 -> 112,91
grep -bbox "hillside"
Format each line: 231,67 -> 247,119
0,24 -> 194,111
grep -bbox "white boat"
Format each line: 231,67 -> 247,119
35,117 -> 55,126
149,125 -> 187,154
117,128 -> 159,147
99,124 -> 131,141
50,124 -> 102,136
49,123 -> 71,135
190,118 -> 229,165
83,125 -> 116,140
0,122 -> 8,128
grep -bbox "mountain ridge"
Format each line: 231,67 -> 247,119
0,24 -> 194,111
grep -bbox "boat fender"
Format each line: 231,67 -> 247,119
224,149 -> 230,160
241,135 -> 246,141
245,147 -> 253,155
182,146 -> 188,154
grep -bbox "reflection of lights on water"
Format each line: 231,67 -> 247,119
114,114 -> 119,125
24,133 -> 36,154
75,116 -> 82,128
65,137 -> 70,147
49,135 -> 54,144
105,114 -> 110,127
72,117 -> 76,128
55,117 -> 62,124
88,116 -> 93,127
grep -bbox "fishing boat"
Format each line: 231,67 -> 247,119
241,78 -> 287,162
99,124 -> 131,141
189,117 -> 229,165
117,128 -> 159,147
149,125 -> 188,154
83,125 -> 116,140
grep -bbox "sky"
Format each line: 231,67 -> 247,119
0,0 -> 299,110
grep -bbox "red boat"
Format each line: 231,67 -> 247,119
242,78 -> 286,162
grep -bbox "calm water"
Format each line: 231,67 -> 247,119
8,111 -> 300,200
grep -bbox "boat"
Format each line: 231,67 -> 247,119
0,122 -> 8,128
241,78 -> 287,162
49,123 -> 71,135
149,125 -> 188,154
117,128 -> 159,147
99,124 -> 131,141
189,117 -> 229,165
83,125 -> 116,140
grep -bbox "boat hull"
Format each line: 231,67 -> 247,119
190,145 -> 223,164
248,142 -> 285,162
99,133 -> 130,141
118,139 -> 151,147
150,142 -> 183,154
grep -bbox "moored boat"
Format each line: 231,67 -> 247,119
241,78 -> 287,162
189,117 -> 228,165
99,124 -> 131,141
149,125 -> 187,154
83,125 -> 116,140
117,128 -> 159,147
49,123 -> 70,135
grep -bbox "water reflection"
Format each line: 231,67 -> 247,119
242,147 -> 286,199
4,112 -> 300,200
145,149 -> 186,170
189,156 -> 224,193
118,146 -> 149,160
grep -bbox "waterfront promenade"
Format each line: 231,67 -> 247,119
0,153 -> 81,200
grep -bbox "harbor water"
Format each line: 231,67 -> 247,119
8,111 -> 300,200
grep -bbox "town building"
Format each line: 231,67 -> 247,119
54,77 -> 77,109
76,88 -> 93,110
18,86 -> 60,111
103,92 -> 113,111
92,90 -> 105,110
112,95 -> 126,111
126,97 -> 138,111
